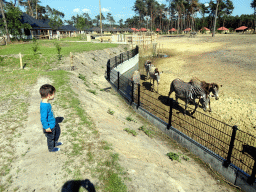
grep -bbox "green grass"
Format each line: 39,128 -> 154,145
87,89 -> 97,95
78,74 -> 89,87
107,108 -> 115,115
138,126 -> 154,138
167,152 -> 180,162
0,40 -> 117,56
126,115 -> 136,122
124,128 -> 137,136
0,40 -> 128,192
99,153 -> 127,192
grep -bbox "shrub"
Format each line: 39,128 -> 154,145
138,126 -> 154,138
32,38 -> 39,55
54,42 -> 62,60
124,128 -> 137,136
167,152 -> 180,162
107,109 -> 115,115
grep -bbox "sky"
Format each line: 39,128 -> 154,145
39,0 -> 255,24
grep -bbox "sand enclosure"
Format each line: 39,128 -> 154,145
140,34 -> 256,135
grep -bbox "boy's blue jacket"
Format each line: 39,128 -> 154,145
40,102 -> 56,129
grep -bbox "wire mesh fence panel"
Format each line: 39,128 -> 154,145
171,101 -> 233,159
119,76 -> 132,100
106,45 -> 256,183
231,129 -> 256,176
139,90 -> 169,123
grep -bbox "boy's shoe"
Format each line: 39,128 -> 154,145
50,148 -> 60,152
55,142 -> 63,146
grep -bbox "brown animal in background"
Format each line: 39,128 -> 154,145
148,66 -> 163,93
189,77 -> 222,112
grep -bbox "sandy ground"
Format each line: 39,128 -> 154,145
1,44 -> 240,191
142,34 -> 256,135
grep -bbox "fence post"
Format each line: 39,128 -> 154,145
19,53 -> 23,69
115,56 -> 117,67
223,125 -> 238,167
120,53 -> 122,64
121,53 -> 123,63
107,59 -> 110,81
117,71 -> 120,90
137,84 -> 140,109
131,81 -> 134,105
127,51 -> 129,60
167,98 -> 173,130
247,162 -> 256,185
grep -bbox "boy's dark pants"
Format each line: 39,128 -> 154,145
43,125 -> 60,151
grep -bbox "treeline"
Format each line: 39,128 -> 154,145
128,0 -> 256,32
1,0 -> 256,33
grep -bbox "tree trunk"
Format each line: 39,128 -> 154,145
36,0 -> 37,19
0,0 -> 10,45
212,0 -> 219,37
27,0 -> 33,17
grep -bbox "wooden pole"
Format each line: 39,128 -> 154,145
19,53 -> 23,69
70,52 -> 73,71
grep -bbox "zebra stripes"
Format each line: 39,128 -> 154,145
168,78 -> 209,115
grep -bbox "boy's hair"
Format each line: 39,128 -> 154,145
39,84 -> 56,98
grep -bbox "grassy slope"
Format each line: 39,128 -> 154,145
0,40 -> 128,191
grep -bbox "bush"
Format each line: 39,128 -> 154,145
54,42 -> 62,60
32,38 -> 39,55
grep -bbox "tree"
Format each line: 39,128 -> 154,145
48,10 -> 63,30
251,0 -> 256,31
199,3 -> 210,28
93,13 -> 105,27
118,18 -> 123,27
72,13 -> 92,30
133,0 -> 147,26
0,3 -> 31,40
212,0 -> 219,37
0,0 -> 10,44
106,13 -> 115,27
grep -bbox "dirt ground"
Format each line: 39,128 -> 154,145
140,34 -> 256,136
1,43 -> 241,191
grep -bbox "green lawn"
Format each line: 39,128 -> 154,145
0,39 -> 128,192
0,40 -> 118,56
0,39 -> 118,70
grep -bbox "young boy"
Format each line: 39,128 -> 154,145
39,84 -> 62,152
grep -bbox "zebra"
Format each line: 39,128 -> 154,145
148,65 -> 162,93
168,78 -> 209,115
189,77 -> 221,112
144,60 -> 153,79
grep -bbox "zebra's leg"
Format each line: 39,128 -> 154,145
184,99 -> 188,115
191,99 -> 198,115
209,97 -> 212,112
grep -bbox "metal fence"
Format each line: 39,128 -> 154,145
106,46 -> 256,185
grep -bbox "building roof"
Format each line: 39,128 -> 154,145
200,27 -> 210,31
235,26 -> 248,31
184,28 -> 191,31
169,28 -> 177,31
20,13 -> 51,29
217,27 -> 229,31
59,25 -> 78,31
140,28 -> 147,32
